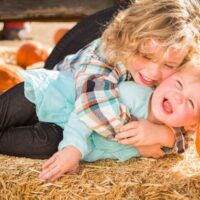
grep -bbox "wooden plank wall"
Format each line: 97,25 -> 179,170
0,0 -> 115,21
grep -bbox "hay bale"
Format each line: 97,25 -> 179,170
0,138 -> 200,199
0,48 -> 200,199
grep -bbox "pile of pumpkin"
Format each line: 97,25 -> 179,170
0,28 -> 69,94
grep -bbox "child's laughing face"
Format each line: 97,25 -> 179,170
127,39 -> 188,87
150,67 -> 200,127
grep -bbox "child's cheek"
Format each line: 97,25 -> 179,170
180,109 -> 195,125
128,62 -> 139,72
127,56 -> 144,72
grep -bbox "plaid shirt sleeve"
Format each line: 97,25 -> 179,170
73,42 -> 132,138
75,72 -> 131,139
162,127 -> 186,154
172,127 -> 186,153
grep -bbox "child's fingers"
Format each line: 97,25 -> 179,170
39,165 -> 60,181
118,136 -> 139,146
68,165 -> 80,175
42,155 -> 57,169
152,150 -> 165,158
119,121 -> 138,132
40,160 -> 58,180
49,165 -> 80,181
147,145 -> 165,158
115,129 -> 137,140
49,170 -> 64,182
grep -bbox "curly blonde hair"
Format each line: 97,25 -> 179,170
101,0 -> 200,68
177,56 -> 200,77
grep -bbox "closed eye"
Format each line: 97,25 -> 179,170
143,55 -> 151,60
164,64 -> 176,69
189,99 -> 195,110
176,80 -> 183,89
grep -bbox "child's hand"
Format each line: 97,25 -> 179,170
38,146 -> 81,182
136,144 -> 165,158
115,120 -> 175,147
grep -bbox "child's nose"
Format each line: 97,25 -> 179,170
173,92 -> 183,104
149,63 -> 161,79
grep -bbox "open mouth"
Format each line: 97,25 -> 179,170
139,73 -> 156,86
162,98 -> 173,114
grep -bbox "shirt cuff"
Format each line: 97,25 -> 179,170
170,127 -> 186,154
58,112 -> 92,158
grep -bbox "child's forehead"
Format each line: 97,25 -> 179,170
139,39 -> 188,64
140,39 -> 187,55
174,65 -> 200,81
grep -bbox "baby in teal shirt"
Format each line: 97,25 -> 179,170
19,61 -> 200,182
20,68 -> 153,162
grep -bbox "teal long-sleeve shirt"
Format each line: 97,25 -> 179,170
20,68 -> 153,161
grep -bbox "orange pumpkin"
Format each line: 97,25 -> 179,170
196,124 -> 200,156
53,28 -> 69,44
0,63 -> 23,93
16,41 -> 48,69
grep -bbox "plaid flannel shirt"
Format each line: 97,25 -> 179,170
54,38 -> 186,153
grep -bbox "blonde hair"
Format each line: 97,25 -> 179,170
177,57 -> 200,78
101,0 -> 200,67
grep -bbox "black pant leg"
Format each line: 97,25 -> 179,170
0,82 -> 37,129
0,122 -> 63,159
0,82 -> 63,159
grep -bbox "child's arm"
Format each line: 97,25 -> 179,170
116,120 -> 176,148
75,78 -> 129,138
58,111 -> 93,158
39,112 -> 93,182
39,146 -> 81,182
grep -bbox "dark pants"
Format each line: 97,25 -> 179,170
0,82 -> 63,159
0,7 -> 119,159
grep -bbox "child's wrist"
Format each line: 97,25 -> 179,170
162,126 -> 176,148
63,146 -> 82,160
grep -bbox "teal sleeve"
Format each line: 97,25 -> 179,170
58,112 -> 93,158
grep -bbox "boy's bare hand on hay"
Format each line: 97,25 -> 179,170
137,144 -> 165,158
115,120 -> 175,148
39,146 -> 81,182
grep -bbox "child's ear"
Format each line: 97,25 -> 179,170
184,124 -> 197,131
